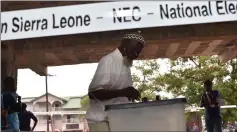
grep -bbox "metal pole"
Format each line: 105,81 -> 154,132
45,75 -> 49,132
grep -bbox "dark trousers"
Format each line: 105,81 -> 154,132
205,116 -> 222,132
20,127 -> 31,131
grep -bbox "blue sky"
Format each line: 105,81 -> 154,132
17,59 -> 172,98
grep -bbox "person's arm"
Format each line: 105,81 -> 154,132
200,94 -> 203,107
89,89 -> 129,100
29,112 -> 38,131
89,57 -> 128,100
89,89 -> 122,100
200,93 -> 210,108
200,94 -> 205,107
214,90 -> 223,106
88,56 -> 140,100
88,57 -> 117,100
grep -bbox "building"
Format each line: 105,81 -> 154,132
22,93 -> 87,132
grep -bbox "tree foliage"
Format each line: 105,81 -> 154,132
80,95 -> 89,110
132,60 -> 167,100
132,56 -> 237,122
80,56 -> 237,122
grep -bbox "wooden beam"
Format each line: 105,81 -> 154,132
1,44 -> 9,61
142,44 -> 159,58
202,40 -> 223,55
29,64 -> 47,76
166,43 -> 180,57
219,45 -> 237,63
4,44 -> 18,77
45,53 -> 62,65
62,50 -> 78,62
12,35 -> 237,68
14,36 -> 236,55
8,21 -> 236,52
89,54 -> 106,62
184,41 -> 202,55
27,51 -> 48,76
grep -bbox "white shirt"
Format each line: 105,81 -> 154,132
86,48 -> 133,122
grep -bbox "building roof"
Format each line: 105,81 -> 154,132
62,97 -> 82,109
21,97 -> 36,103
1,1 -> 237,76
22,93 -> 83,109
31,93 -> 68,102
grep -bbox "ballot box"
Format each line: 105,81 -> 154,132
105,98 -> 187,131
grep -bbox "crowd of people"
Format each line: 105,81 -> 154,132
1,77 -> 38,131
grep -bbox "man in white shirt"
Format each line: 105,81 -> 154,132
86,33 -> 145,131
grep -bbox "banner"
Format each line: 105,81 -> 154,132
1,1 -> 237,41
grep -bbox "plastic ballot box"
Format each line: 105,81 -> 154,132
105,98 -> 187,131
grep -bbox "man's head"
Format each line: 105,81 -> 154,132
120,33 -> 145,61
156,95 -> 161,101
142,97 -> 148,102
204,80 -> 213,92
22,103 -> 27,111
3,76 -> 16,92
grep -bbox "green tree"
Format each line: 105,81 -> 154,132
132,56 -> 237,122
164,56 -> 237,122
132,60 -> 159,100
80,95 -> 89,110
80,56 -> 237,122
132,59 -> 170,100
161,56 -> 230,104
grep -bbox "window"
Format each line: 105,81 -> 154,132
48,116 -> 51,121
67,115 -> 71,119
38,115 -> 47,120
54,115 -> 61,120
67,115 -> 71,123
66,124 -> 79,129
54,102 -> 62,111
37,116 -> 47,124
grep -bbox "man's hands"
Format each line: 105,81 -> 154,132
89,86 -> 140,101
120,87 -> 140,101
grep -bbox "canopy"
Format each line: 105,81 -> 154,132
1,1 -> 237,76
